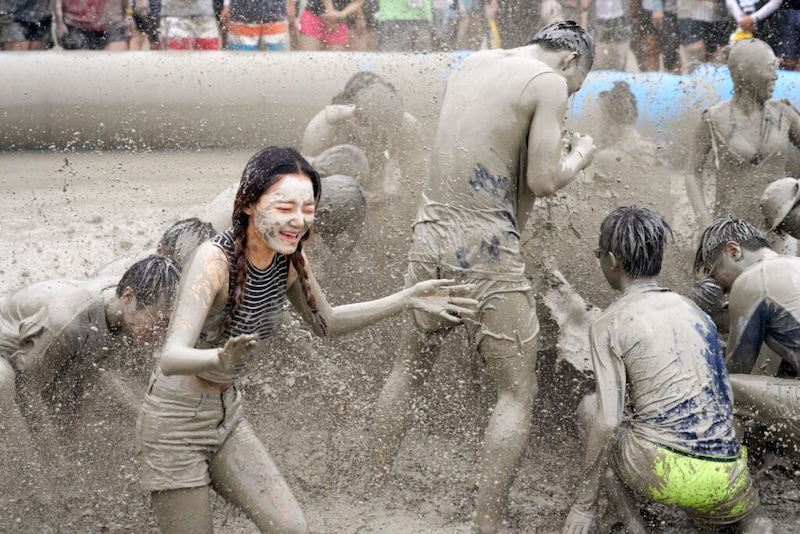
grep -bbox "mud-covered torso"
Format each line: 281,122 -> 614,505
705,99 -> 800,224
727,255 -> 800,374
410,50 -> 553,280
591,284 -> 740,458
196,231 -> 290,383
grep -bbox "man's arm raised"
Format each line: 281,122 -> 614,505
525,74 -> 595,198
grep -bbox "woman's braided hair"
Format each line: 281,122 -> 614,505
224,146 -> 328,337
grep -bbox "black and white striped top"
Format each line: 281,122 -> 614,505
213,230 -> 290,342
197,230 -> 290,383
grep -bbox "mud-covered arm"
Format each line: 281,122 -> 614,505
159,242 -> 229,375
726,285 -> 768,375
567,323 -> 625,522
301,106 -> 354,157
286,254 -> 477,338
525,74 -> 594,198
685,110 -> 714,229
394,113 -> 427,183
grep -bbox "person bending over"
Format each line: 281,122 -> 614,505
694,217 -> 800,450
135,146 -> 477,534
0,255 -> 181,518
564,206 -> 771,534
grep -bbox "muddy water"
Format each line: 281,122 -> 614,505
2,148 -> 799,533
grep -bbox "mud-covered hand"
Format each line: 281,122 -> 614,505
570,132 -> 596,169
562,506 -> 594,534
217,333 -> 259,373
406,279 -> 479,322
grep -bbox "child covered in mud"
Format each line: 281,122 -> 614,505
0,255 -> 181,524
564,206 -> 772,534
694,217 -> 800,453
686,38 -> 800,230
135,146 -> 477,533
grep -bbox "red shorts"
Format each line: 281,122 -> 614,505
297,9 -> 348,46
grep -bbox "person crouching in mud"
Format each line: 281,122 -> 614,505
135,146 -> 478,534
694,217 -> 800,456
0,255 -> 181,519
564,206 -> 772,534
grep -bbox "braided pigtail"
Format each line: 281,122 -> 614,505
290,241 -> 328,338
221,209 -> 249,335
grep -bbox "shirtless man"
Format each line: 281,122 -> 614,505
686,38 -> 800,229
369,21 -> 596,533
694,217 -> 800,450
565,206 -> 771,534
761,176 -> 800,239
0,255 -> 181,518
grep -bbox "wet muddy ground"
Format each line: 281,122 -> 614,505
1,149 -> 798,533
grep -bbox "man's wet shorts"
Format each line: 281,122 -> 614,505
614,429 -> 760,526
404,260 -> 539,357
136,368 -> 244,491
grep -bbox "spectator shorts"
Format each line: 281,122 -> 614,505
160,16 -> 220,49
297,9 -> 348,46
0,17 -> 52,44
227,20 -> 289,50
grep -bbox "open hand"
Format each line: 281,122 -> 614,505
407,279 -> 479,323
217,333 -> 258,373
570,132 -> 596,167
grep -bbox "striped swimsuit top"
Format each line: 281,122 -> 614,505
197,230 -> 290,383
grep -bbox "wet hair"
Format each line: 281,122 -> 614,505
116,254 -> 181,307
693,217 -> 771,275
230,146 -> 328,337
308,144 -> 371,180
599,81 -> 638,125
331,71 -> 398,106
528,20 -> 595,71
598,206 -> 672,279
158,217 -> 217,267
690,278 -> 726,316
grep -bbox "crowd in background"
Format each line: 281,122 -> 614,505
2,0 -> 800,72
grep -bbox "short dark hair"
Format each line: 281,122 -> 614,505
117,255 -> 181,307
693,217 -> 771,275
528,20 -> 595,70
158,217 -> 217,267
599,206 -> 672,279
690,278 -> 726,316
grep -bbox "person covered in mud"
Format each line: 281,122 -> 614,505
564,206 -> 772,534
368,21 -> 597,534
93,217 -> 217,277
136,146 -> 477,534
0,255 -> 180,518
694,217 -> 800,449
198,145 -> 368,251
301,71 -> 424,195
594,81 -> 660,160
685,38 -> 800,230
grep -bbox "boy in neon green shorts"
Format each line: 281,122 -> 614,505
563,206 -> 773,534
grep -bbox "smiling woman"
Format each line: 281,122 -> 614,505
135,146 -> 478,534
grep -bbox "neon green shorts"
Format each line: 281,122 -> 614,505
615,431 -> 760,525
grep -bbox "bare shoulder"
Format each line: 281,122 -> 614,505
7,280 -> 97,331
